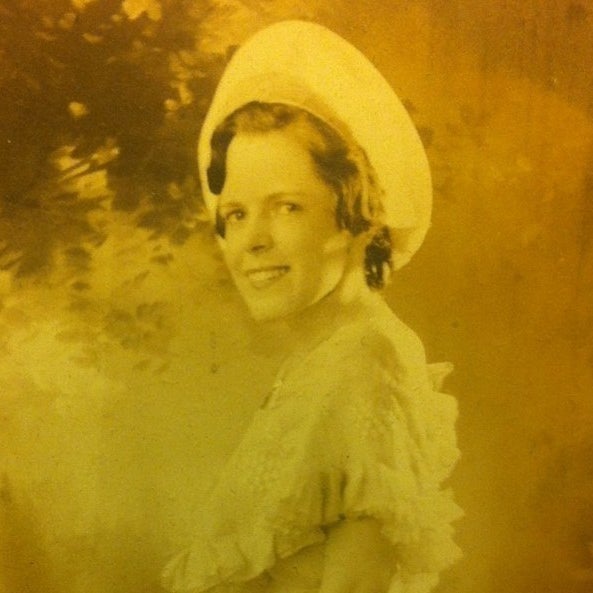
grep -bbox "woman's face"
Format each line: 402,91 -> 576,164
217,129 -> 353,321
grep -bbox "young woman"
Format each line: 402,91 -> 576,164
162,21 -> 461,593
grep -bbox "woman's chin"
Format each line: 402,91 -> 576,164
244,295 -> 317,323
246,301 -> 294,323
243,284 -> 350,324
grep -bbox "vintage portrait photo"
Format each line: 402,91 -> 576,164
1,2 -> 592,593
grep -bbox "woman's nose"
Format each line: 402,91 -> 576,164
245,215 -> 274,253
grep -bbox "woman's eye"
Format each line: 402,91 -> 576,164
277,202 -> 302,215
224,209 -> 246,223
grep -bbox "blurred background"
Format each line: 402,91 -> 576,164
1,1 -> 592,592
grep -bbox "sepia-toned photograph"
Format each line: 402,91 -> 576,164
1,2 -> 592,593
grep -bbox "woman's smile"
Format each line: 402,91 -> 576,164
244,265 -> 291,289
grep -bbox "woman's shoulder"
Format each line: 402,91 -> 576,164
316,299 -> 428,382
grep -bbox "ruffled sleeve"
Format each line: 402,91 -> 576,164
279,326 -> 462,588
162,318 -> 462,593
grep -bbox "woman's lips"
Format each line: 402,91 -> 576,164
244,266 -> 290,289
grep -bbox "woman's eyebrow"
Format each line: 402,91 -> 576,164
267,191 -> 309,200
218,200 -> 244,211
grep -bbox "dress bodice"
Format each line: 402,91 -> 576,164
162,308 -> 462,593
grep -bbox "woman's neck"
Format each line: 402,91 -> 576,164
279,266 -> 387,356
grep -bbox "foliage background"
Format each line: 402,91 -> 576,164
1,1 -> 592,592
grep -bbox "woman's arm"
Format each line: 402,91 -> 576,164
319,518 -> 395,593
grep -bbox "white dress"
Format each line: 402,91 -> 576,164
161,306 -> 462,593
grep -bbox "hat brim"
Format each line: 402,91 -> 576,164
198,20 -> 432,269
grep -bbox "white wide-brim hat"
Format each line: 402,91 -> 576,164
198,20 -> 432,269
